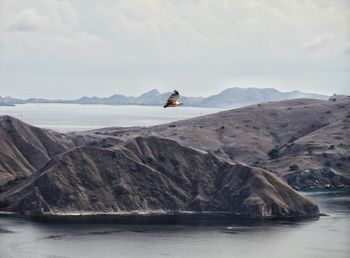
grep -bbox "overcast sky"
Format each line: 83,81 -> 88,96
0,0 -> 349,99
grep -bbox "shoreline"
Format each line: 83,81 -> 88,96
0,210 -> 320,224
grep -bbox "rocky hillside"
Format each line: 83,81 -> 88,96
0,116 -> 74,185
91,97 -> 350,190
0,136 -> 318,218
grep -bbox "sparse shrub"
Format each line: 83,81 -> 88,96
220,126 -> 225,130
288,136 -> 297,143
169,124 -> 176,128
336,162 -> 342,168
0,199 -> 9,208
289,164 -> 299,171
286,143 -> 294,148
329,145 -> 335,150
111,152 -> 117,159
88,141 -> 98,146
268,148 -> 280,159
146,157 -> 154,164
325,110 -> 332,114
258,104 -> 262,107
279,123 -> 289,128
113,185 -> 127,196
324,160 -> 332,167
170,158 -> 180,167
158,154 -> 166,162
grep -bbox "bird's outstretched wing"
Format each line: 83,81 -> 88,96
164,90 -> 179,108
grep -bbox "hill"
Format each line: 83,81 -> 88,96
90,97 -> 350,190
2,96 -> 348,218
195,88 -> 328,108
0,135 -> 318,218
0,116 -> 74,185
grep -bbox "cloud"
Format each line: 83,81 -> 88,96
8,8 -> 44,32
0,0 -> 349,98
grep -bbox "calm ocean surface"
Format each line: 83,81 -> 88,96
0,191 -> 349,258
0,103 -> 224,132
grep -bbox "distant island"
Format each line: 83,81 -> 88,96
0,87 -> 328,108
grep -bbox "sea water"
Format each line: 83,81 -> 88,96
0,191 -> 349,258
0,103 -> 223,132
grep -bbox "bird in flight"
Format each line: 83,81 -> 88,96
163,90 -> 183,108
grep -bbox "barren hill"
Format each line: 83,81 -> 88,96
0,136 -> 318,218
90,97 -> 350,190
0,116 -> 74,185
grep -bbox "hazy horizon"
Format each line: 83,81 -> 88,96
1,1 -> 349,99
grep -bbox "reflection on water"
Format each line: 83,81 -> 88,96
0,191 -> 349,258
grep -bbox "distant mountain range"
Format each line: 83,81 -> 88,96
0,87 -> 329,108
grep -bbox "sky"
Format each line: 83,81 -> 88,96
0,0 -> 349,99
